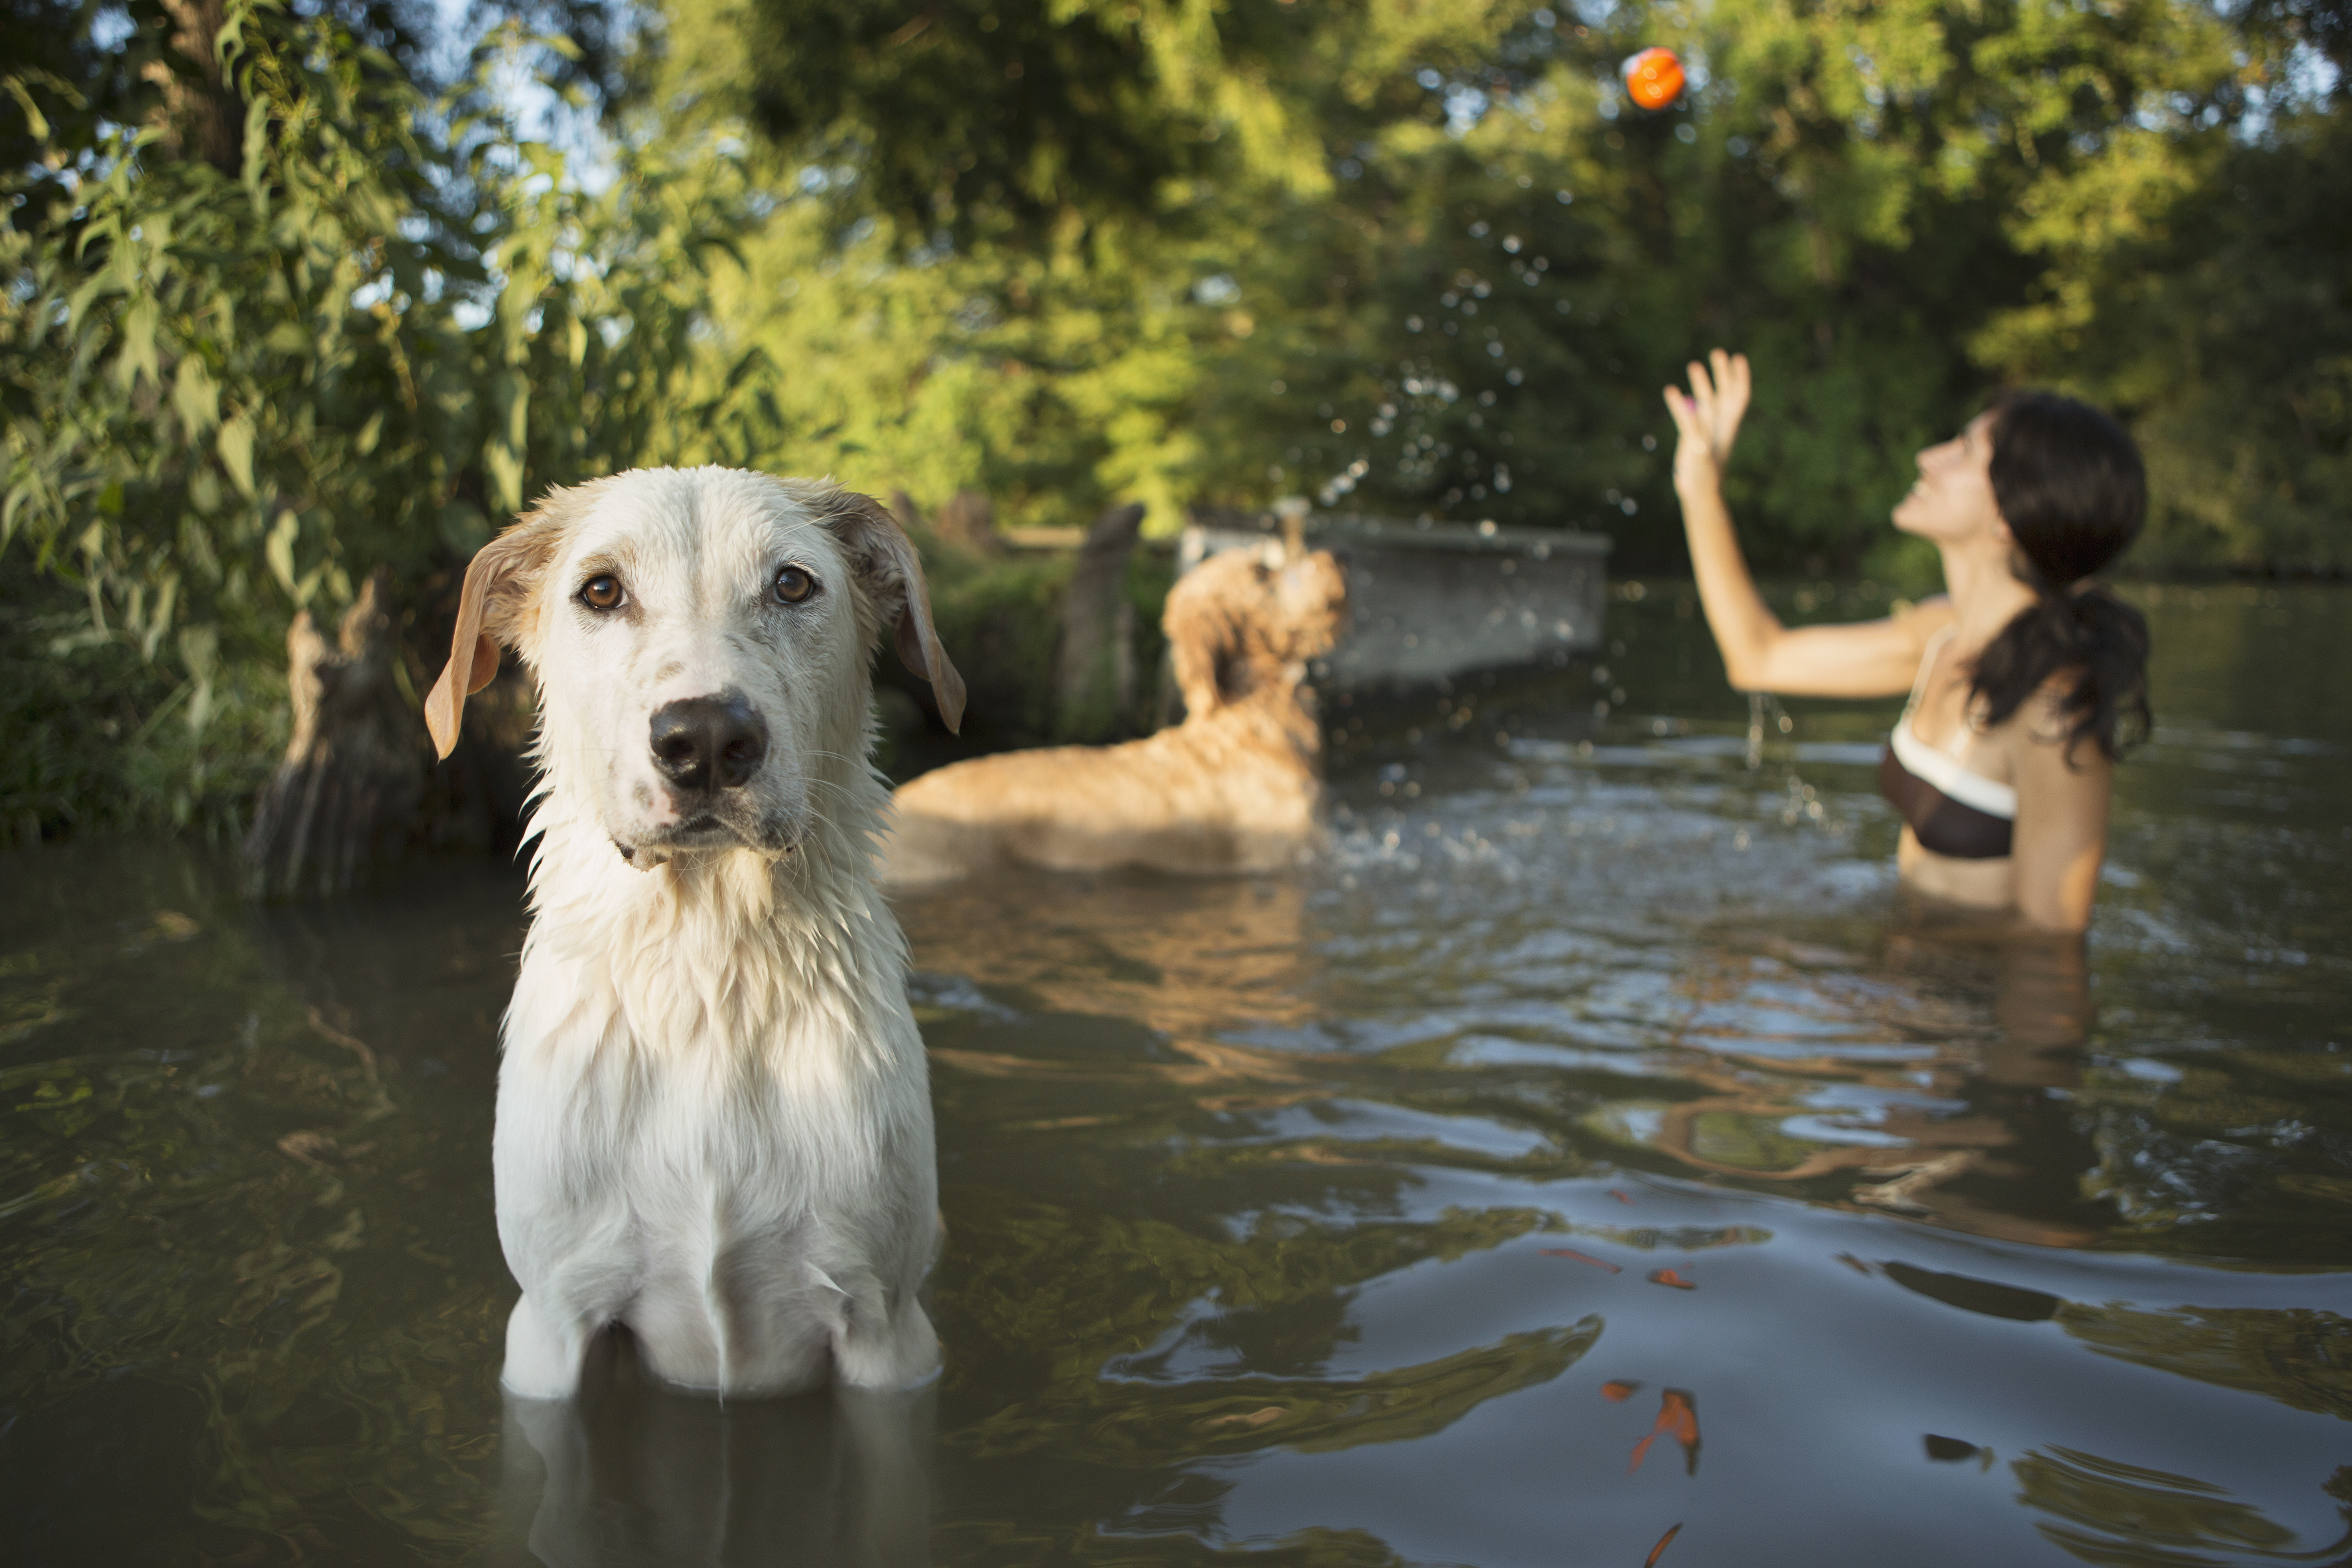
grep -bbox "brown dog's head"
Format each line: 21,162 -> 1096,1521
1163,543 -> 1349,718
425,469 -> 962,864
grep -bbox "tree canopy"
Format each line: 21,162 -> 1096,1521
651,0 -> 2343,571
1,0 -> 2345,834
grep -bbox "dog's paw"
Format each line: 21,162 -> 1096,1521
834,1300 -> 942,1391
499,1367 -> 582,1401
501,1294 -> 590,1400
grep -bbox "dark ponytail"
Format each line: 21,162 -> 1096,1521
1967,391 -> 2152,762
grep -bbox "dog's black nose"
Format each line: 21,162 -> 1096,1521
649,695 -> 768,791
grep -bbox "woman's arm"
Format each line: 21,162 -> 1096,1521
2007,712 -> 2113,933
1665,352 -> 1947,698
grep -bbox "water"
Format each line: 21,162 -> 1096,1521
4,583 -> 2347,1566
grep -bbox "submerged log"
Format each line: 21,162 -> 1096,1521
241,570 -> 426,900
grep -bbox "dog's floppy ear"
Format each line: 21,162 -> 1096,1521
423,492 -> 579,759
1165,591 -> 1229,718
1162,549 -> 1260,718
818,489 -> 967,734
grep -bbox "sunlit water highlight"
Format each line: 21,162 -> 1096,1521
3,584 -> 2347,1565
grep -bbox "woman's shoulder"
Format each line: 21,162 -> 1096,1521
1896,596 -> 1956,666
1873,594 -> 1955,659
1892,595 -> 1956,635
1993,677 -> 2114,775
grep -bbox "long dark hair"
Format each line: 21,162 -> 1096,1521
1967,391 -> 2153,762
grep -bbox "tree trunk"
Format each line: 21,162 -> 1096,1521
1054,501 -> 1146,738
146,0 -> 244,174
931,489 -> 1007,557
242,571 -> 426,900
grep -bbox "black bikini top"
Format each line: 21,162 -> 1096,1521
1879,745 -> 2014,859
1879,631 -> 2017,861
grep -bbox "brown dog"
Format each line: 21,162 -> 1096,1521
882,543 -> 1348,882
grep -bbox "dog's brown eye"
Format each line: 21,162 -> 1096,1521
773,566 -> 816,605
579,575 -> 624,611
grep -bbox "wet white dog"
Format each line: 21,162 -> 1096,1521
425,468 -> 964,1400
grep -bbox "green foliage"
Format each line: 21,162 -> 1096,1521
1979,105 -> 2352,570
921,550 -> 1077,739
1209,0 -> 2253,558
2,0 -> 2344,836
0,571 -> 280,841
668,0 -> 1519,243
5,2 -> 470,703
1,0 -> 760,836
663,0 -> 2339,573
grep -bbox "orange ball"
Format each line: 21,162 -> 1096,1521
1624,47 -> 1686,111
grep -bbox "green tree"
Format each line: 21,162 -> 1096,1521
660,0 -> 2301,577
5,0 -> 2343,838
0,0 -> 757,836
1977,101 -> 2352,570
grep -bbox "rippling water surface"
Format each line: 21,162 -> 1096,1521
4,584 -> 2347,1566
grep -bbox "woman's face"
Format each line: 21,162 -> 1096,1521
1893,411 -> 2007,545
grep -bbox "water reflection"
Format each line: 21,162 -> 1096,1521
501,1339 -> 933,1568
4,587 -> 2349,1564
1640,916 -> 2093,1241
900,862 -> 2119,1251
900,873 -> 1325,1049
890,584 -> 2351,1560
2054,1301 -> 2352,1421
899,857 -> 2348,1565
0,848 -> 514,1562
2013,1447 -> 2352,1567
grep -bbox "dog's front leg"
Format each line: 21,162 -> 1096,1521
501,1291 -> 605,1400
830,1273 -> 942,1391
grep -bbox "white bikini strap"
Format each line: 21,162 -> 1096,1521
1902,624 -> 1993,765
1904,626 -> 1955,714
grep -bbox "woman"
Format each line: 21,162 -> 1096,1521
1663,350 -> 2151,932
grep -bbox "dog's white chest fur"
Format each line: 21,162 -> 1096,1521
495,832 -> 939,1399
421,469 -> 964,1401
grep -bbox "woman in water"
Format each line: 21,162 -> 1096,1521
1663,350 -> 2151,932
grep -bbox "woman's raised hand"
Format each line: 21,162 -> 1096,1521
1662,349 -> 1752,486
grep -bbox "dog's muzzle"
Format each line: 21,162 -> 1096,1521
623,691 -> 791,855
612,693 -> 801,865
650,693 -> 769,792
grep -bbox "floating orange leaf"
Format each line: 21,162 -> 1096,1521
1648,1268 -> 1696,1290
1643,1523 -> 1685,1567
1609,1188 -> 1635,1205
1628,1389 -> 1701,1476
1601,1379 -> 1642,1402
1541,1247 -> 1623,1273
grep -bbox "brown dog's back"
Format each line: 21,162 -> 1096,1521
883,547 -> 1347,882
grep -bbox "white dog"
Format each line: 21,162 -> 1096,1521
424,468 -> 965,1401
